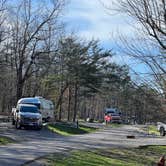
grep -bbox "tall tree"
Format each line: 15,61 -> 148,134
43,37 -> 113,121
104,0 -> 166,97
7,0 -> 65,100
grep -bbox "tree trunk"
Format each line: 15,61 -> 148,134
16,68 -> 24,101
67,86 -> 71,121
84,99 -> 87,121
55,83 -> 68,111
1,95 -> 5,112
58,82 -> 64,121
73,83 -> 78,122
59,102 -> 62,121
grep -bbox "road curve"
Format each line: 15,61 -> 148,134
0,124 -> 166,166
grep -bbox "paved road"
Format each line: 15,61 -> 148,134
0,123 -> 166,166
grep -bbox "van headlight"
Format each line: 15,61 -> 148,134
19,115 -> 24,119
37,116 -> 42,122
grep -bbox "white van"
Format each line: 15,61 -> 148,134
17,97 -> 54,122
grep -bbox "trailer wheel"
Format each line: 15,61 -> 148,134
160,127 -> 165,136
15,120 -> 21,129
36,126 -> 42,130
12,119 -> 15,125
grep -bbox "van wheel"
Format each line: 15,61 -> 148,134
12,119 -> 15,125
160,127 -> 165,136
46,117 -> 51,122
36,126 -> 42,130
15,120 -> 21,129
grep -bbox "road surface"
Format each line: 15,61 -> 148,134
0,123 -> 166,166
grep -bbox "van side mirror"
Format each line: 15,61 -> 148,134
16,109 -> 19,113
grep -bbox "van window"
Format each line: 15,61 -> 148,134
20,106 -> 39,113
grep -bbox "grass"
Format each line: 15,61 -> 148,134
0,136 -> 14,145
147,125 -> 160,135
141,125 -> 160,136
47,122 -> 97,136
43,146 -> 166,166
108,123 -> 123,128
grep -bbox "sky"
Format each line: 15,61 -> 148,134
63,0 -> 134,41
61,0 -> 151,83
62,0 -> 138,65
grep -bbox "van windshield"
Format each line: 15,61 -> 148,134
21,102 -> 40,109
20,106 -> 39,113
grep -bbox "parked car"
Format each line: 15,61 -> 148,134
12,104 -> 42,130
104,108 -> 122,124
17,97 -> 54,122
157,122 -> 166,136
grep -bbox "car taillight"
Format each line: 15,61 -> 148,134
105,115 -> 111,121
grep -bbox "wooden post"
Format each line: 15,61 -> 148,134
76,120 -> 79,128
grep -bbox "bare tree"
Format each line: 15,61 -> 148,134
7,0 -> 65,100
115,0 -> 166,50
103,0 -> 166,97
0,0 -> 16,112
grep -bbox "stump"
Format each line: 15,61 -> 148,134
126,135 -> 135,139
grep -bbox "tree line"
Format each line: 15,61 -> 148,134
0,0 -> 165,124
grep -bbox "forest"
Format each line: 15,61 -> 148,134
0,0 -> 165,124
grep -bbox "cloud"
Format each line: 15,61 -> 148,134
62,0 -> 153,82
63,0 -> 135,41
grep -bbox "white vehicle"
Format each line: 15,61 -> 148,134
157,122 -> 166,136
12,104 -> 42,130
17,97 -> 54,122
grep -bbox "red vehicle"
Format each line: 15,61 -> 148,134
104,108 -> 122,124
104,114 -> 112,122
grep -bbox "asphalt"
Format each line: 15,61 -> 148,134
0,123 -> 166,166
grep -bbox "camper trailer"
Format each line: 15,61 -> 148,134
17,97 -> 54,122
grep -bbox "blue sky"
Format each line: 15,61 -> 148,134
62,0 -> 136,62
63,0 -> 135,42
61,0 -> 156,85
62,1 -> 146,74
